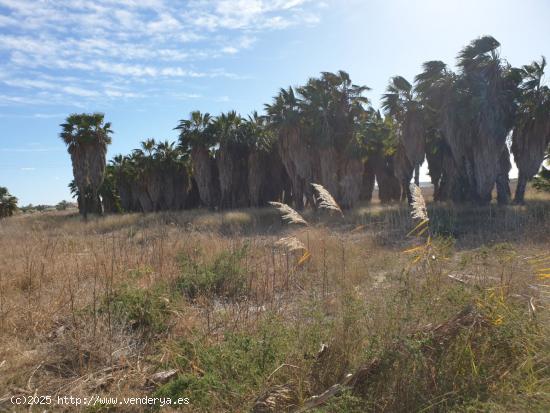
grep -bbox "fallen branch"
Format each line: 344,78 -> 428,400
252,305 -> 486,412
294,373 -> 353,412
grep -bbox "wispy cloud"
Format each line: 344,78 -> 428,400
33,113 -> 66,119
0,0 -> 320,106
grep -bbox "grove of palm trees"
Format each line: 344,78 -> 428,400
61,36 -> 550,217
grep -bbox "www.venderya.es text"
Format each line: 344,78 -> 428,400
11,395 -> 190,407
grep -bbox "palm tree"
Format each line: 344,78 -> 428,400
108,139 -> 190,213
176,111 -> 220,209
511,57 -> 550,203
414,37 -> 520,204
212,111 -> 255,209
244,111 -> 288,207
68,179 -> 82,211
154,140 -> 190,210
0,186 -> 18,218
357,109 -> 401,203
59,113 -> 112,218
454,36 -> 519,204
127,140 -> 158,212
267,72 -> 370,209
298,71 -> 370,208
98,164 -> 121,213
139,138 -> 164,211
265,86 -> 309,209
414,60 -> 463,201
110,154 -> 134,211
381,75 -> 425,203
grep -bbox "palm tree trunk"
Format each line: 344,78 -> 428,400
373,155 -> 401,203
393,145 -> 414,203
426,140 -> 444,201
318,147 -> 340,201
172,169 -> 189,210
248,150 -> 264,208
118,183 -> 132,211
339,157 -> 363,209
277,128 -> 313,210
511,118 -> 550,204
82,195 -> 88,220
496,147 -> 511,205
216,144 -> 232,209
361,161 -> 376,203
192,147 -> 219,209
514,174 -> 528,204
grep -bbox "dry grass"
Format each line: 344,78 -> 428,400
0,186 -> 549,412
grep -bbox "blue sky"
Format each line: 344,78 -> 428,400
1,0 -> 549,205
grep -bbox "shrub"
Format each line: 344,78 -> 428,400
154,317 -> 289,410
532,165 -> 550,192
102,286 -> 169,336
174,245 -> 249,300
56,200 -> 71,211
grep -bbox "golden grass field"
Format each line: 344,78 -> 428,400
1,186 -> 550,412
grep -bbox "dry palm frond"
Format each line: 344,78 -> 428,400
311,183 -> 343,216
410,183 -> 428,221
269,202 -> 308,225
275,236 -> 307,252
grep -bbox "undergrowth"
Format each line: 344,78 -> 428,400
0,195 -> 548,412
174,244 -> 249,300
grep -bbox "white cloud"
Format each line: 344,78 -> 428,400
33,113 -> 66,118
61,86 -> 100,97
222,46 -> 239,54
0,14 -> 17,26
2,78 -> 56,90
147,12 -> 182,33
104,89 -> 142,98
0,0 -> 320,105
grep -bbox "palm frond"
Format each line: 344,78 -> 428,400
390,76 -> 412,93
457,35 -> 500,67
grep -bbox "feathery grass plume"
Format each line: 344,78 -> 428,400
275,236 -> 311,266
410,183 -> 428,221
407,183 -> 430,237
269,202 -> 308,225
275,236 -> 307,252
311,183 -> 343,216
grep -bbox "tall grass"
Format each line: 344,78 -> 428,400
0,188 -> 548,412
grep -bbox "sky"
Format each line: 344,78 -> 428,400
1,0 -> 549,205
